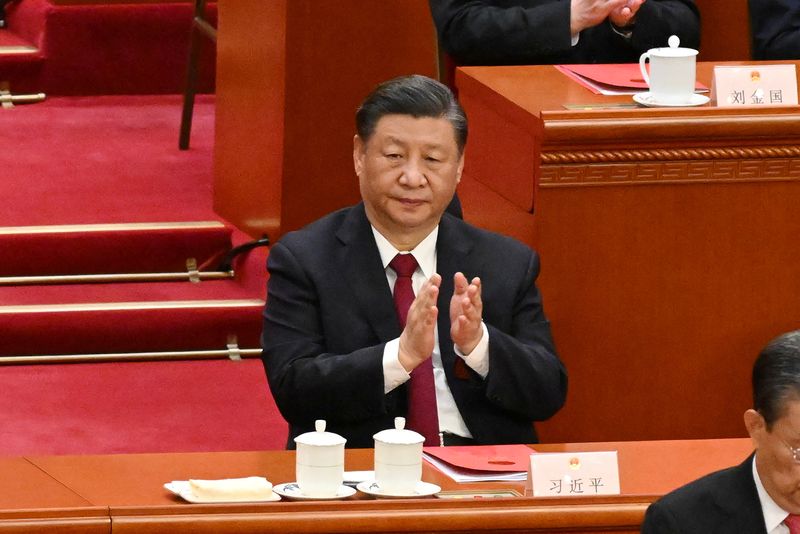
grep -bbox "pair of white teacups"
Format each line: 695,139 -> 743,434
295,418 -> 423,498
639,35 -> 699,105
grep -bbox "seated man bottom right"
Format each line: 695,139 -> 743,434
642,330 -> 800,534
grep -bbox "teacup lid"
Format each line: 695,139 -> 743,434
651,35 -> 698,57
294,420 -> 346,447
373,417 -> 424,445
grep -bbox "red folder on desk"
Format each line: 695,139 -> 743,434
423,444 -> 534,472
556,64 -> 708,95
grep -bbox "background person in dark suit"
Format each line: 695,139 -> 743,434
642,330 -> 800,533
750,0 -> 800,60
429,0 -> 701,66
261,75 -> 567,448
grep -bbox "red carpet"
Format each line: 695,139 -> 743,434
0,0 -> 289,453
0,92 -> 288,451
1,0 -> 216,95
0,94 -> 216,226
0,359 -> 287,455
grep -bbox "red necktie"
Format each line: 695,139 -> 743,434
785,514 -> 800,534
389,253 -> 440,446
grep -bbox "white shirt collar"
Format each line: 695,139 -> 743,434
753,454 -> 791,533
371,225 -> 438,279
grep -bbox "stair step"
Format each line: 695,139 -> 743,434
0,276 -> 266,356
0,221 -> 234,277
0,29 -> 38,55
0,28 -> 43,93
0,29 -> 39,49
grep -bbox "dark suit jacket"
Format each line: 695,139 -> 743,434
429,0 -> 701,65
261,203 -> 567,448
750,0 -> 800,60
641,455 -> 768,534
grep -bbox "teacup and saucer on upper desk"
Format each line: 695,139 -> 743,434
635,35 -> 710,107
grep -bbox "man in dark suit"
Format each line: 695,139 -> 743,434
429,0 -> 701,66
750,0 -> 800,60
261,75 -> 567,449
642,330 -> 800,533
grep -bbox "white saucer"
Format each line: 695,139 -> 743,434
633,92 -> 710,108
356,480 -> 441,499
272,482 -> 356,501
164,481 -> 281,503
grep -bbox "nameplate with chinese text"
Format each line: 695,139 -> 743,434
712,65 -> 798,107
527,451 -> 620,497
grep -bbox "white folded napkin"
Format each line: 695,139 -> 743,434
188,476 -> 273,500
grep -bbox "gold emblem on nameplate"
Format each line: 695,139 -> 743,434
751,71 -> 761,82
569,457 -> 581,470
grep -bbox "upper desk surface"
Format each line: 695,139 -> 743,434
456,61 -> 800,149
0,438 -> 753,533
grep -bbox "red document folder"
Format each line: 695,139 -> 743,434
556,63 -> 708,95
423,444 -> 534,482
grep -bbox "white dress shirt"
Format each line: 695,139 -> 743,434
371,225 -> 489,439
753,455 -> 792,534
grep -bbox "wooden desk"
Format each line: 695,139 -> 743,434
456,63 -> 800,444
13,438 -> 752,533
0,457 -> 107,533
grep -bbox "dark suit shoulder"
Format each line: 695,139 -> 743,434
275,206 -> 354,251
642,457 -> 765,534
656,463 -> 746,508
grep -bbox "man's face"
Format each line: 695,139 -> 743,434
353,114 -> 464,247
747,400 -> 800,513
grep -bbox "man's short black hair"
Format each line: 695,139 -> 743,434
355,74 -> 467,154
753,330 -> 800,428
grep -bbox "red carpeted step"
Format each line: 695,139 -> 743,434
4,0 -> 216,95
0,28 -> 43,92
0,95 -> 216,227
0,358 -> 288,455
0,243 -> 268,357
0,221 -> 233,277
0,28 -> 38,50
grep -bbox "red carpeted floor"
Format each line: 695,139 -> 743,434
0,95 -> 288,453
0,94 -> 217,225
0,359 -> 287,455
0,1 -> 289,456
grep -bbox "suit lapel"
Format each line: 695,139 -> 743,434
335,204 -> 401,343
712,455 -> 768,534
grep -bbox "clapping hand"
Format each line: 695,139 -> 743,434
450,272 -> 483,355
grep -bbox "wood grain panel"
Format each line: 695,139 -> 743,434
455,63 -> 800,444
214,0 -> 438,240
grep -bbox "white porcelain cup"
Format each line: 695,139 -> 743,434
639,35 -> 698,104
294,420 -> 346,498
373,417 -> 424,495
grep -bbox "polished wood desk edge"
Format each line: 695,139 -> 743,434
457,63 -> 800,146
0,507 -> 109,519
109,499 -> 652,531
0,512 -> 109,534
109,493 -> 659,514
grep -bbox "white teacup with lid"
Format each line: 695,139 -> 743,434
373,417 -> 425,495
294,419 -> 346,497
639,35 -> 699,104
